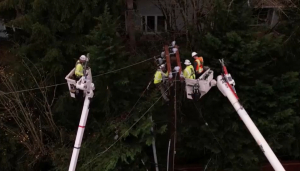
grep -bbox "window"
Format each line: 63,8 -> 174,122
147,16 -> 155,31
252,8 -> 274,26
157,16 -> 166,32
141,15 -> 167,33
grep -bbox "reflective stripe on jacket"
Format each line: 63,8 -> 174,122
75,60 -> 84,77
183,65 -> 195,79
194,57 -> 204,74
154,70 -> 168,84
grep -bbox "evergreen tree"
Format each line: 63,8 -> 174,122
176,1 -> 300,170
52,5 -> 167,171
1,0 -> 300,170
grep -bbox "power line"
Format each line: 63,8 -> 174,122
80,85 -> 171,169
110,78 -> 153,126
121,79 -> 153,121
192,101 -> 228,157
92,58 -> 153,77
96,78 -> 153,151
0,82 -> 67,96
0,57 -> 153,96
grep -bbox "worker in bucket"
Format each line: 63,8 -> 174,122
74,55 -> 87,100
153,64 -> 169,102
75,55 -> 87,80
183,59 -> 195,79
191,52 -> 204,78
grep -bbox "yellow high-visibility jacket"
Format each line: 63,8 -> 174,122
154,70 -> 168,84
75,60 -> 84,77
183,65 -> 195,79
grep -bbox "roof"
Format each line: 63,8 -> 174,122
251,0 -> 297,8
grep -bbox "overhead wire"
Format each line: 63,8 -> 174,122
2,9 -> 186,170
0,54 -> 165,169
0,54 -> 162,169
192,101 -> 228,157
0,57 -> 153,96
123,79 -> 153,119
0,39 -> 171,168
0,3 -> 176,97
1,16 -> 178,168
80,85 -> 172,169
0,82 -> 67,95
0,12 -> 173,97
92,58 -> 153,77
172,73 -> 178,170
110,78 -> 153,127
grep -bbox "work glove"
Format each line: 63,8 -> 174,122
173,66 -> 180,73
180,72 -> 184,78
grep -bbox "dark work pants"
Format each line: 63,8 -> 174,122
156,83 -> 169,101
75,76 -> 84,101
195,73 -> 201,79
196,66 -> 209,79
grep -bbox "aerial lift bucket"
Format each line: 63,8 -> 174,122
185,68 -> 216,100
65,67 -> 94,98
65,68 -> 77,98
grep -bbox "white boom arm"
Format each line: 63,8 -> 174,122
68,95 -> 92,171
215,59 -> 285,171
65,61 -> 95,171
184,59 -> 285,171
216,75 -> 285,171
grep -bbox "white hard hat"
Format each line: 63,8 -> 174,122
191,52 -> 197,57
159,64 -> 165,69
184,59 -> 191,65
80,55 -> 87,61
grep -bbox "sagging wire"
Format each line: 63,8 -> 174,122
80,85 -> 172,169
0,57 -> 153,96
192,101 -> 228,163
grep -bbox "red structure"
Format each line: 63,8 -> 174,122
174,161 -> 300,171
261,161 -> 300,171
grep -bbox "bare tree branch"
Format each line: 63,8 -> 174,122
0,60 -> 62,164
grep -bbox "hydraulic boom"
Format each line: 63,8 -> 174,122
65,56 -> 95,171
216,60 -> 285,171
184,59 -> 285,171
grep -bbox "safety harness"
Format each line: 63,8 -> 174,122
192,83 -> 201,101
188,83 -> 201,101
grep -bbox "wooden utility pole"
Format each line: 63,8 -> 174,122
164,45 -> 172,76
126,0 -> 136,50
164,43 -> 182,171
169,83 -> 175,171
164,44 -> 174,171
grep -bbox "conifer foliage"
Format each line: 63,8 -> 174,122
1,0 -> 300,171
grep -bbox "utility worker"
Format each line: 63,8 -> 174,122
183,59 -> 195,79
75,55 -> 87,80
154,64 -> 169,102
74,55 -> 87,100
192,52 -> 204,78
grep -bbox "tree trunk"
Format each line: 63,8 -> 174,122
126,0 -> 136,51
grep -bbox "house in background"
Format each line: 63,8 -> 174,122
250,0 -> 295,28
133,0 -> 171,34
129,0 -> 294,35
0,18 -> 21,39
0,19 -> 8,38
132,0 -> 196,34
